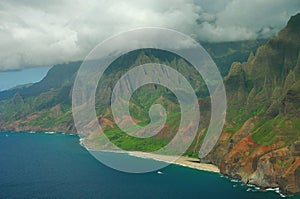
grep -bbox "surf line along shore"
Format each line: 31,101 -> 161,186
79,138 -> 219,173
127,151 -> 220,173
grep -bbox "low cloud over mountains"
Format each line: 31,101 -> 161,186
0,0 -> 299,70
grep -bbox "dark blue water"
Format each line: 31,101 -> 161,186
0,132 -> 299,199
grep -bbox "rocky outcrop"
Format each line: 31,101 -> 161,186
279,157 -> 300,195
279,141 -> 300,194
206,13 -> 300,195
0,11 -> 299,196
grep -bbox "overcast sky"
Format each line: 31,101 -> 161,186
0,0 -> 299,71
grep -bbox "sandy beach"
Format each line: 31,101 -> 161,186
80,138 -> 219,173
128,151 -> 220,173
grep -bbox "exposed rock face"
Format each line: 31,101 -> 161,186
0,12 -> 299,196
280,141 -> 300,194
282,80 -> 300,117
279,157 -> 300,195
205,13 -> 300,195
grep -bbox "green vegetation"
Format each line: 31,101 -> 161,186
104,126 -> 168,152
0,14 -> 299,161
251,116 -> 300,146
0,13 -> 298,194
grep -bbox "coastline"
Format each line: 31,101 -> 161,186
78,137 -> 219,173
2,131 -> 291,197
0,130 -> 77,136
127,151 -> 220,173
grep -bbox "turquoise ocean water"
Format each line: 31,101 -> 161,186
0,132 -> 299,199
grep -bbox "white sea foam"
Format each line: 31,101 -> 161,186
279,193 -> 286,198
245,186 -> 287,197
79,138 -> 85,147
45,131 -> 56,134
157,171 -> 164,175
266,188 -> 278,191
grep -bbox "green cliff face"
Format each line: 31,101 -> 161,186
203,13 -> 300,195
0,13 -> 299,195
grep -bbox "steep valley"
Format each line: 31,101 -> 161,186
0,13 -> 300,196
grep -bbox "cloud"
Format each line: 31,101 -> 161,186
0,0 -> 299,70
195,0 -> 300,42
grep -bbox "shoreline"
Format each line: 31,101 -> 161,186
78,137 -> 219,173
127,151 -> 220,173
1,131 -> 77,136
2,131 -> 290,197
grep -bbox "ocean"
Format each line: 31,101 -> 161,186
0,132 -> 299,199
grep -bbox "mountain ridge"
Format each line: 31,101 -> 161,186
201,13 -> 300,195
0,13 -> 299,195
